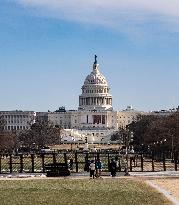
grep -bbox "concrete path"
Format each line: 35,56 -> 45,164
130,171 -> 179,177
0,171 -> 179,179
146,180 -> 179,205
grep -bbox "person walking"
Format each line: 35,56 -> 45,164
96,159 -> 102,178
89,160 -> 96,179
115,156 -> 119,172
84,159 -> 90,172
69,158 -> 73,171
110,159 -> 117,177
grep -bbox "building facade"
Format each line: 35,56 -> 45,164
36,112 -> 48,122
117,106 -> 147,128
0,110 -> 36,131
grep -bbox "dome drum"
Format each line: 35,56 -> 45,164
82,85 -> 110,95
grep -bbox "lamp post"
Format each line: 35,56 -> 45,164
124,137 -> 130,176
169,129 -> 174,161
161,138 -> 167,155
171,134 -> 174,161
124,131 -> 133,176
84,136 -> 89,150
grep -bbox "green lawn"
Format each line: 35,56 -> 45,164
0,178 -> 171,205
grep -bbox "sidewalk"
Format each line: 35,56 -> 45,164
130,171 -> 179,178
146,180 -> 179,205
0,171 -> 179,179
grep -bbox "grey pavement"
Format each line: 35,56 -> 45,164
146,180 -> 179,205
130,171 -> 179,178
0,171 -> 179,179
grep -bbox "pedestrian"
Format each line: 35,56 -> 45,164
89,160 -> 96,179
84,160 -> 90,172
96,159 -> 102,178
67,158 -> 70,169
69,158 -> 73,170
115,156 -> 119,171
110,159 -> 117,177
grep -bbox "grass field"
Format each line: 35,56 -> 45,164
0,178 -> 171,205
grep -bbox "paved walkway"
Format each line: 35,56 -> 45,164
146,180 -> 179,205
130,171 -> 179,177
0,170 -> 179,179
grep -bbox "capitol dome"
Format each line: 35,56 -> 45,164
79,56 -> 113,111
84,64 -> 108,86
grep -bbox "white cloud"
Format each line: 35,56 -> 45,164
16,0 -> 179,28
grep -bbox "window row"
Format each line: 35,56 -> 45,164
5,120 -> 28,124
83,89 -> 108,94
1,115 -> 29,119
4,126 -> 29,131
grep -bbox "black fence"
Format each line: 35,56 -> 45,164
0,151 -> 178,174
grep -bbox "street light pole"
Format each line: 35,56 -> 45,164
124,130 -> 132,176
124,136 -> 130,176
124,131 -> 134,176
170,128 -> 175,161
171,134 -> 174,161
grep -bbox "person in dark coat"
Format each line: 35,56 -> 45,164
110,159 -> 117,177
96,159 -> 102,178
84,160 -> 90,172
69,159 -> 73,170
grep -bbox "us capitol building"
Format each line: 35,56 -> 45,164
2,56 -> 171,143
0,56 -> 146,143
48,56 -> 118,143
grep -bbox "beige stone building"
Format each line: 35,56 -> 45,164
0,110 -> 36,131
117,106 -> 147,128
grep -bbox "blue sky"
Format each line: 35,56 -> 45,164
0,0 -> 179,112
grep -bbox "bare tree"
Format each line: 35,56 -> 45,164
18,119 -> 62,149
128,112 -> 179,151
